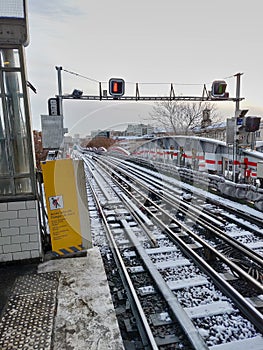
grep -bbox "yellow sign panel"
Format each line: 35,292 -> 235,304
41,159 -> 83,255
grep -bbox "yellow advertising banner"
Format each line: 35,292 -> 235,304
41,159 -> 83,255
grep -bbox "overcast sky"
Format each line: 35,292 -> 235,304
26,0 -> 263,136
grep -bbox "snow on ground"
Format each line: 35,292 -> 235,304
38,247 -> 124,350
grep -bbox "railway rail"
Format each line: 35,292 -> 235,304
75,152 -> 263,350
95,155 -> 263,267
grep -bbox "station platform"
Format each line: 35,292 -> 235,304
0,247 -> 125,350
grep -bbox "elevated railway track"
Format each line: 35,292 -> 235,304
74,150 -> 263,349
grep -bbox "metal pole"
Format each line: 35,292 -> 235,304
233,73 -> 243,182
234,73 -> 242,113
55,66 -> 63,116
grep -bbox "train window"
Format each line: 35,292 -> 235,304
202,142 -> 216,153
191,139 -> 203,152
157,139 -> 164,148
163,139 -> 168,149
215,145 -> 227,154
164,137 -> 175,149
184,138 -> 193,151
144,142 -> 150,150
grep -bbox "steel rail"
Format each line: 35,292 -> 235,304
94,156 -> 263,292
105,157 -> 263,267
121,219 -> 209,350
83,159 -> 159,350
131,157 -> 263,228
89,155 -> 263,333
86,158 -> 211,349
91,156 -> 263,332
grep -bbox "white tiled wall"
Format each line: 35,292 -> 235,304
0,200 -> 42,262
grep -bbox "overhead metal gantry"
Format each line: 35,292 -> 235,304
52,67 -> 244,115
44,67 -> 245,155
59,94 -> 242,102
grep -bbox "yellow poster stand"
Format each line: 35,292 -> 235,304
41,159 -> 92,256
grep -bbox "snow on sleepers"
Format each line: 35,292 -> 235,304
184,301 -> 234,319
145,246 -> 178,255
154,258 -> 191,269
208,335 -> 263,350
167,276 -> 208,290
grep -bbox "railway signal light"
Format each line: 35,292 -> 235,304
48,97 -> 60,116
211,80 -> 228,98
244,116 -> 261,132
109,78 -> 125,97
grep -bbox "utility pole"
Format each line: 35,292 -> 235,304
233,73 -> 243,182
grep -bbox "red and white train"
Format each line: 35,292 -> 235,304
131,136 -> 263,181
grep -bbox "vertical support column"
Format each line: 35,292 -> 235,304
55,65 -> 63,116
233,73 -> 243,183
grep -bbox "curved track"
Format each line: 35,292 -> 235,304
75,151 -> 263,349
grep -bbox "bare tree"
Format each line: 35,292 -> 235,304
149,100 -> 219,134
86,137 -> 116,149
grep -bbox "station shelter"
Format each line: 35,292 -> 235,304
0,1 -> 42,262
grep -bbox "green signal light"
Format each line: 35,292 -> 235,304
211,80 -> 227,97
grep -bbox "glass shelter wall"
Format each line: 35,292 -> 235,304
0,47 -> 35,198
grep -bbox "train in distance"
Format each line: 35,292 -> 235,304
130,136 -> 263,185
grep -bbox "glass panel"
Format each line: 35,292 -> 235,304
14,177 -> 32,194
0,100 -> 10,175
0,178 -> 12,195
0,1 -> 25,18
0,47 -> 35,197
202,142 -> 215,153
4,70 -> 30,176
0,48 -> 20,68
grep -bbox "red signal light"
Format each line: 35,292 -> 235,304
113,82 -> 119,93
109,78 -> 125,97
